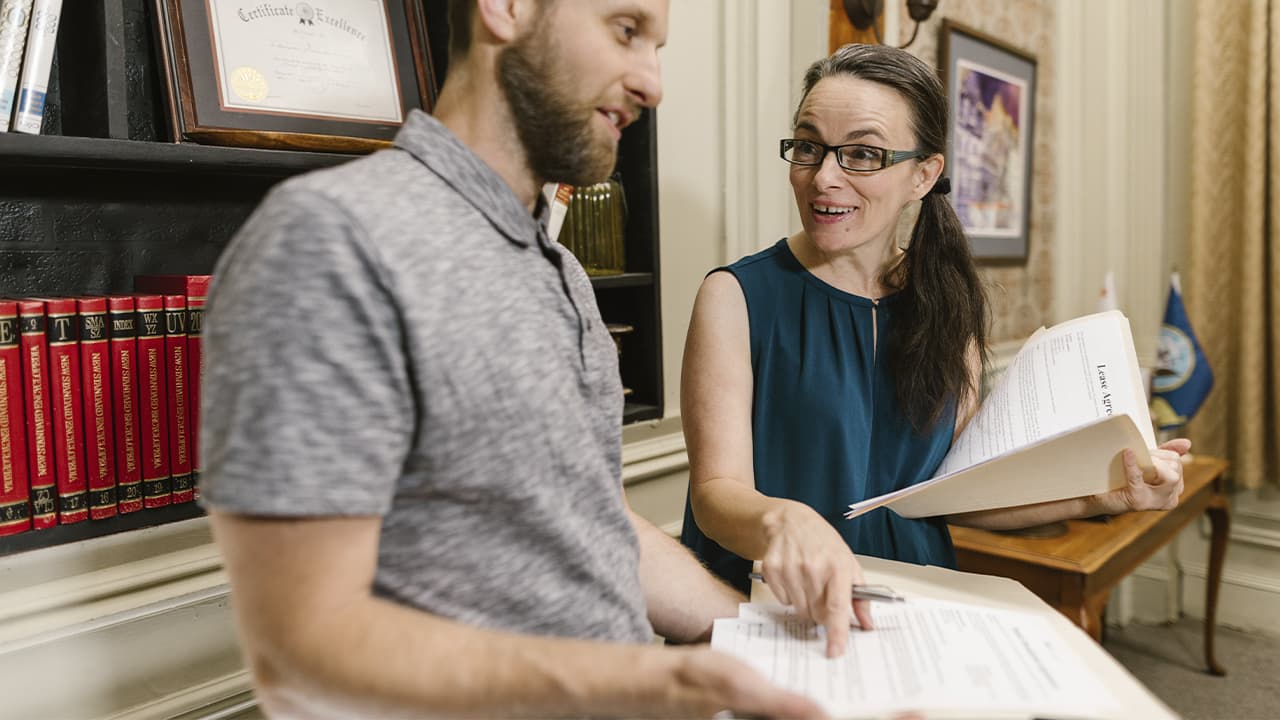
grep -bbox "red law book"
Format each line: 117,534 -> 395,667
16,300 -> 56,529
42,298 -> 88,524
0,302 -> 31,536
107,296 -> 143,514
134,275 -> 209,497
78,298 -> 117,520
159,294 -> 193,503
135,295 -> 171,508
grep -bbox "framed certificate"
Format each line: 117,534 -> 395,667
154,0 -> 438,153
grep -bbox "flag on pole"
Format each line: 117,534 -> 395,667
1097,270 -> 1118,312
1150,273 -> 1213,430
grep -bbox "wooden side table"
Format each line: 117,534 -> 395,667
949,456 -> 1231,675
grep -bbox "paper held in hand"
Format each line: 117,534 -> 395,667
847,310 -> 1157,519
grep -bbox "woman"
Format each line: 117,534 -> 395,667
679,43 -> 1189,658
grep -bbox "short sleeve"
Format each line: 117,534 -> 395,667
198,186 -> 413,517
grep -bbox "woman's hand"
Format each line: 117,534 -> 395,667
759,502 -> 872,658
1105,438 -> 1191,513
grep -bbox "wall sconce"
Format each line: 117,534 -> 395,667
842,0 -> 941,48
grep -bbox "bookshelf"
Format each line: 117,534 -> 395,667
0,0 -> 663,557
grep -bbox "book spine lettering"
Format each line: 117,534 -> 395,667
11,0 -> 61,135
162,295 -> 193,503
0,0 -> 34,128
108,297 -> 142,513
17,300 -> 55,529
78,298 -> 116,519
186,290 -> 204,497
131,275 -> 212,501
45,299 -> 86,523
0,304 -> 30,536
135,296 -> 170,508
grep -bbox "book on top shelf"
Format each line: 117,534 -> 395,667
77,297 -> 117,520
16,299 -> 55,529
0,301 -> 31,536
134,275 -> 210,497
107,295 -> 143,514
846,310 -> 1157,520
41,297 -> 87,524
135,295 -> 171,509
11,0 -> 60,135
0,0 -> 35,129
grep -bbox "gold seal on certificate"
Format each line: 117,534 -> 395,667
229,66 -> 268,102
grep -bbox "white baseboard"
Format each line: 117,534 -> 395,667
1126,551 -> 1280,636
103,670 -> 255,720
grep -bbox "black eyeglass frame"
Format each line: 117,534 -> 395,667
779,138 -> 927,172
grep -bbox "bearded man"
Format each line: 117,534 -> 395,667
198,1 -> 824,717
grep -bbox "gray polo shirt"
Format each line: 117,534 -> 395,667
200,110 -> 652,644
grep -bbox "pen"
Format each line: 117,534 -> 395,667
747,572 -> 906,602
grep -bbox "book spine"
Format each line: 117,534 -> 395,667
135,295 -> 170,508
186,287 -> 205,498
77,298 -> 116,520
162,295 -> 193,504
45,298 -> 86,524
0,302 -> 30,536
108,296 -> 142,514
17,299 -> 55,529
0,0 -> 34,129
11,0 -> 60,135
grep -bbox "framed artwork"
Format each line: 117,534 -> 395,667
153,0 -> 439,153
939,20 -> 1037,263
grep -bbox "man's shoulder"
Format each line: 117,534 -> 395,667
259,148 -> 470,240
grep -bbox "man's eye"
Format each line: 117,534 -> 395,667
615,20 -> 638,43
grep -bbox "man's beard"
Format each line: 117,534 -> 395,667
497,32 -> 619,187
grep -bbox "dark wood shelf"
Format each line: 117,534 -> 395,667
0,133 -> 355,176
0,502 -> 205,557
623,402 -> 662,424
589,272 -> 654,290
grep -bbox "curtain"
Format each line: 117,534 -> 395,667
1185,0 -> 1279,489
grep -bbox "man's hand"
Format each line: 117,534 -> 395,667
1114,438 -> 1191,512
666,648 -> 828,719
760,502 -> 873,658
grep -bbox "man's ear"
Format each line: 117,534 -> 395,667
911,153 -> 946,201
475,0 -> 541,45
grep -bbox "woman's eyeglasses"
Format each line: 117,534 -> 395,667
780,138 -> 925,172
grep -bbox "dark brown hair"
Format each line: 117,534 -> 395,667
798,43 -> 990,430
447,0 -> 473,60
447,0 -> 553,61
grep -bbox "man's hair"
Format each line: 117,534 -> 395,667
447,0 -> 553,61
447,0 -> 473,60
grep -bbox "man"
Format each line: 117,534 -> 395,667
200,0 -> 825,717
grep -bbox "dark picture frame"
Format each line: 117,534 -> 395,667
153,0 -> 439,153
939,20 -> 1037,263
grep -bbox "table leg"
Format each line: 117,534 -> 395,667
1061,590 -> 1111,643
1204,495 -> 1230,676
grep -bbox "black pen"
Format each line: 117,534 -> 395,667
747,572 -> 906,602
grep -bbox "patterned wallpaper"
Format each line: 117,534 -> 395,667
897,0 -> 1057,344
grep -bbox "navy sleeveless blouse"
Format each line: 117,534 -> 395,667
681,239 -> 958,595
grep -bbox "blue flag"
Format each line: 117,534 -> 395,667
1151,274 -> 1213,430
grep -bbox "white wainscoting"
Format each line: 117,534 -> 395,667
0,520 -> 250,719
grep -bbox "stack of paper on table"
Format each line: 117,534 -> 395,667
846,310 -> 1159,520
716,556 -> 1178,719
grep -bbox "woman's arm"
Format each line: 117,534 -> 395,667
682,271 -> 871,657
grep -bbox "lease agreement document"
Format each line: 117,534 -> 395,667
845,310 -> 1157,519
713,601 -> 1120,719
